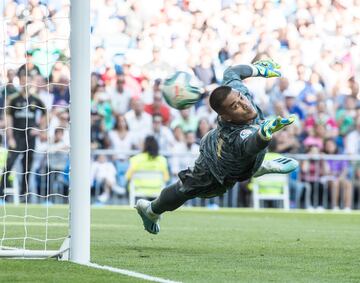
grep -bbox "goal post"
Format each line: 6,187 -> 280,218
0,0 -> 91,261
69,0 -> 91,264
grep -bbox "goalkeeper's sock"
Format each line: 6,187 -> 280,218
250,65 -> 260,76
151,180 -> 190,214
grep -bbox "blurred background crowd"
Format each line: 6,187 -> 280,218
1,0 -> 360,209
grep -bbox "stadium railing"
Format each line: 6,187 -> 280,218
90,150 -> 360,209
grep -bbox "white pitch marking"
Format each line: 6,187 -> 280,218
85,262 -> 182,283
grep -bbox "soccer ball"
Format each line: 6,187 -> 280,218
162,71 -> 203,110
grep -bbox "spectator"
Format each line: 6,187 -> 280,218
171,109 -> 199,133
109,74 -> 132,115
323,138 -> 352,211
125,135 -> 169,185
300,145 -> 326,210
273,126 -> 301,153
143,47 -> 174,81
91,110 -> 107,150
0,86 -> 46,199
304,101 -> 338,140
171,131 -> 199,179
196,92 -> 218,126
303,122 -> 326,151
345,116 -> 360,155
196,118 -> 211,144
1,69 -> 18,108
125,97 -> 152,148
91,154 -> 117,203
144,82 -> 171,125
283,91 -> 305,121
336,96 -> 357,137
17,50 -> 41,85
193,52 -> 217,85
92,87 -> 113,131
150,114 -> 175,153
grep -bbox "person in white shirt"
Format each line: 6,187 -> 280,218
106,114 -> 136,188
150,114 -> 175,153
125,97 -> 152,148
107,114 -> 136,159
170,130 -> 199,180
91,154 -> 117,203
108,75 -> 132,115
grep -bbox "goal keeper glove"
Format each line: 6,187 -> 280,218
253,59 -> 281,78
259,115 -> 296,140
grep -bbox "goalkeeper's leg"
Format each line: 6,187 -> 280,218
135,180 -> 191,234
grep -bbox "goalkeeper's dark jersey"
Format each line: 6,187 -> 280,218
199,67 -> 269,185
178,67 -> 270,198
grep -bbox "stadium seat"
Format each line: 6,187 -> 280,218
128,171 -> 164,207
252,174 -> 290,210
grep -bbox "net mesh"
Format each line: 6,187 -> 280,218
0,0 -> 70,253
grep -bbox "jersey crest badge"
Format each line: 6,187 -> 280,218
240,129 -> 252,139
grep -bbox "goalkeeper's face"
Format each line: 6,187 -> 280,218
220,90 -> 257,124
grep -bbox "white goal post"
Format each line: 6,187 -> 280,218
69,0 -> 91,263
0,0 -> 91,262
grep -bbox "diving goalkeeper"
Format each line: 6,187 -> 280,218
136,59 -> 298,234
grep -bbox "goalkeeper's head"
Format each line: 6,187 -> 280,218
209,86 -> 257,124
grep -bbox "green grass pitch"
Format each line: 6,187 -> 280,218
0,206 -> 360,282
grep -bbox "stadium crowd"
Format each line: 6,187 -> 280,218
1,0 -> 360,209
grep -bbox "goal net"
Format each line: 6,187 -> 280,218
0,0 -> 89,260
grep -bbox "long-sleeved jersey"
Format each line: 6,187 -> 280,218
199,66 -> 269,184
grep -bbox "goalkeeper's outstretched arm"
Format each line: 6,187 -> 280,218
240,115 -> 296,155
225,59 -> 282,81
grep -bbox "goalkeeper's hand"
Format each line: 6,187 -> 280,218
253,59 -> 281,78
259,115 -> 296,140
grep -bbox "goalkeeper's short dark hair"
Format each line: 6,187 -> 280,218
209,85 -> 232,114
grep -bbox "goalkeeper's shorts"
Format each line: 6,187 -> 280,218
178,163 -> 235,199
